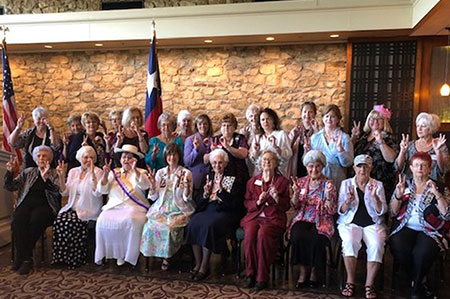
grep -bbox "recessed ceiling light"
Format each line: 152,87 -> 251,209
44,45 -> 53,49
266,37 -> 275,41
330,34 -> 340,38
204,40 -> 213,43
95,43 -> 103,47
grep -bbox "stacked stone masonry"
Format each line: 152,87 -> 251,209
0,44 -> 346,134
0,0 -> 253,14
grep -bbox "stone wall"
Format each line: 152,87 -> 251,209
0,0 -> 252,14
1,44 -> 346,134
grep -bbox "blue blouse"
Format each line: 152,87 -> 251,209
145,136 -> 184,171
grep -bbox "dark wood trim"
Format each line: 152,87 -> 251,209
344,42 -> 353,132
413,39 -> 423,140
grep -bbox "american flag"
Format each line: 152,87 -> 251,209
144,23 -> 163,138
2,39 -> 22,162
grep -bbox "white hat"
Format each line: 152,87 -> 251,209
115,144 -> 144,159
354,154 -> 373,166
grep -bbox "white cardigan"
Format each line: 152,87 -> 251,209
337,177 -> 387,225
59,166 -> 103,221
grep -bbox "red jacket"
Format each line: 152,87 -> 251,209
240,173 -> 290,229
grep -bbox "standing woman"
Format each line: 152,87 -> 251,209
351,105 -> 398,199
114,106 -> 148,168
67,112 -> 106,171
8,106 -> 61,169
249,108 -> 292,177
52,146 -> 103,268
185,149 -> 245,281
390,152 -> 450,299
289,150 -> 337,288
184,114 -> 214,199
141,143 -> 195,270
177,110 -> 194,143
241,150 -> 290,291
396,112 -> 449,183
145,113 -> 184,171
310,104 -> 353,189
206,113 -> 249,189
288,101 -> 321,178
95,145 -> 151,266
239,104 -> 262,177
4,146 -> 62,275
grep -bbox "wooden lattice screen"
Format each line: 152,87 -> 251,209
349,41 -> 417,139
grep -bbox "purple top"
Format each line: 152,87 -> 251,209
184,132 -> 210,190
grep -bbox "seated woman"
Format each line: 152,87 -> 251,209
8,106 -> 61,169
289,150 -> 337,289
390,152 -> 450,299
4,145 -> 62,275
140,143 -> 195,270
185,149 -> 244,281
95,144 -> 151,266
337,154 -> 388,299
52,146 -> 103,268
145,112 -> 184,171
241,150 -> 290,291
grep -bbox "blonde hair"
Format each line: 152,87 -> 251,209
363,110 -> 393,133
122,106 -> 143,128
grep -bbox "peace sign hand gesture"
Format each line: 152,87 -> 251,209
400,134 -> 410,153
351,121 -> 361,140
81,135 -> 89,147
345,185 -> 355,206
432,134 -> 447,153
16,113 -> 26,130
6,156 -> 20,174
56,160 -> 67,178
395,174 -> 406,199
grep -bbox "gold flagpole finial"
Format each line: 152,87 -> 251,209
151,19 -> 156,35
1,26 -> 9,43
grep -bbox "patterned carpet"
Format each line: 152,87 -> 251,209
0,265 -> 341,299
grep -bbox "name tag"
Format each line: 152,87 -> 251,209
300,189 -> 306,195
430,154 -> 437,161
160,179 -> 166,188
254,179 -> 263,186
404,188 -> 411,195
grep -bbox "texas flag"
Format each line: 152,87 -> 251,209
144,25 -> 162,138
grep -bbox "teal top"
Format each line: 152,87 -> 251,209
145,136 -> 184,171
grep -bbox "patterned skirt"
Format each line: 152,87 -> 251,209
52,209 -> 88,268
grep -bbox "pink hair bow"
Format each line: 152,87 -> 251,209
373,105 -> 391,120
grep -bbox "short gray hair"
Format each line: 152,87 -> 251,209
177,110 -> 192,125
32,107 -> 49,120
209,148 -> 229,164
302,150 -> 327,167
76,145 -> 97,164
157,112 -> 177,131
416,112 -> 440,134
245,104 -> 262,121
32,145 -> 53,162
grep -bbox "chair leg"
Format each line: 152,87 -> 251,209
11,229 -> 15,263
236,240 -> 241,278
285,242 -> 290,281
145,256 -> 150,272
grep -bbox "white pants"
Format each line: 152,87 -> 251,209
337,223 -> 387,263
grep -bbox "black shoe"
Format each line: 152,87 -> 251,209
193,271 -> 209,281
309,280 -> 318,289
18,261 -> 33,275
245,275 -> 256,288
188,269 -> 198,280
295,280 -> 308,289
255,281 -> 268,291
410,288 -> 421,299
11,259 -> 22,271
422,283 -> 436,299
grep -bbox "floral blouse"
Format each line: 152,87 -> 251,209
289,175 -> 337,240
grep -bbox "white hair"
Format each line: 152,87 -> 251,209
32,145 -> 53,162
302,150 -> 327,167
209,148 -> 229,164
32,107 -> 49,120
75,145 -> 97,164
245,104 -> 262,121
177,110 -> 192,125
416,112 -> 440,134
157,112 -> 177,131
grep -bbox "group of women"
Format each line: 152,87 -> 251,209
4,102 -> 449,299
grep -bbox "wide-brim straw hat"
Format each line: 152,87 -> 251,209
115,144 -> 145,159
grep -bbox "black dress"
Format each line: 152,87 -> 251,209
185,170 -> 245,253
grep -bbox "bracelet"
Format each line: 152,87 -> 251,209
394,194 -> 402,201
